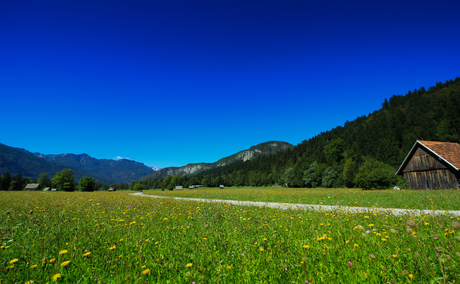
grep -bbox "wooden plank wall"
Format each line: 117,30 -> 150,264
402,147 -> 446,173
403,169 -> 459,189
402,146 -> 459,189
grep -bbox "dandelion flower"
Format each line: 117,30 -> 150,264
25,281 -> 34,284
60,261 -> 70,267
142,269 -> 151,275
30,264 -> 37,269
227,265 -> 232,269
83,252 -> 91,257
50,258 -> 56,263
409,274 -> 414,279
59,250 -> 68,255
110,245 -> 116,250
354,244 -> 359,248
52,273 -> 61,282
9,259 -> 18,264
259,247 -> 264,252
303,245 -> 311,249
186,263 -> 193,267
392,254 -> 398,258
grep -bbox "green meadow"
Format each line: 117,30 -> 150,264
146,187 -> 460,211
1,190 -> 460,283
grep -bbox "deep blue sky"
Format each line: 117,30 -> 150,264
1,0 -> 459,169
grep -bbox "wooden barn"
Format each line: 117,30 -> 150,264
396,140 -> 460,190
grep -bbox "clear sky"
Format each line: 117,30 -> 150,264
1,0 -> 459,169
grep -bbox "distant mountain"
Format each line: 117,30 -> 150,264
140,141 -> 293,181
0,143 -> 155,184
34,153 -> 154,184
151,166 -> 161,172
0,143 -> 103,182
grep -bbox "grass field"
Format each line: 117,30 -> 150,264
145,187 -> 460,211
1,190 -> 460,283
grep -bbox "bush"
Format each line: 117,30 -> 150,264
354,159 -> 398,190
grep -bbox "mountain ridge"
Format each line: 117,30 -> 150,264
140,141 -> 293,180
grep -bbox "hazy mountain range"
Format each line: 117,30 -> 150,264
0,141 -> 292,184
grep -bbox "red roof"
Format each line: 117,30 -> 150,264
396,140 -> 460,175
418,140 -> 460,169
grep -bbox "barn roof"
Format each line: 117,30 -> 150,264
25,183 -> 40,189
396,140 -> 460,175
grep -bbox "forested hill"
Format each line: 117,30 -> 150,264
182,77 -> 460,188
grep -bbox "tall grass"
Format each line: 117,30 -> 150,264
146,187 -> 460,210
1,191 -> 459,283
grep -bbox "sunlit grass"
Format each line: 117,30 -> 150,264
1,191 -> 459,283
145,187 -> 460,210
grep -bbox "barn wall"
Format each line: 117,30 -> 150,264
402,147 -> 446,173
401,146 -> 459,190
403,169 -> 459,190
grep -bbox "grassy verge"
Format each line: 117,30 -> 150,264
1,191 -> 459,283
144,187 -> 460,211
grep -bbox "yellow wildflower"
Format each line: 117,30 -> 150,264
30,264 -> 38,269
50,258 -> 56,263
83,252 -> 91,257
60,261 -> 70,267
227,265 -> 232,269
259,247 -> 264,252
142,269 -> 151,275
303,245 -> 311,249
9,259 -> 18,264
52,273 -> 61,282
186,263 -> 193,267
110,245 -> 116,250
25,281 -> 34,284
59,250 -> 68,255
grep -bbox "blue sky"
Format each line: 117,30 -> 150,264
1,0 -> 459,169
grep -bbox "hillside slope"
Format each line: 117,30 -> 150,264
0,143 -> 104,182
140,141 -> 293,180
189,77 -> 460,187
35,153 -> 154,184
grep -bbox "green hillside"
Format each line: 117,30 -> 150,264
141,77 -> 460,189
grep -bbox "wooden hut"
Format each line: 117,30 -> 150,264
396,140 -> 460,189
25,183 -> 41,191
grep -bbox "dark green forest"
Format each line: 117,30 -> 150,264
140,77 -> 460,190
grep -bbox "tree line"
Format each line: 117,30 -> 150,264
0,169 -> 129,191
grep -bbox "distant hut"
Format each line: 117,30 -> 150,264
396,140 -> 460,189
51,188 -> 57,191
175,186 -> 183,190
25,183 -> 41,191
43,187 -> 50,191
188,185 -> 203,189
108,187 -> 116,192
219,185 -> 224,189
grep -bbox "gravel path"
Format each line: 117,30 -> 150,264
131,192 -> 460,217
